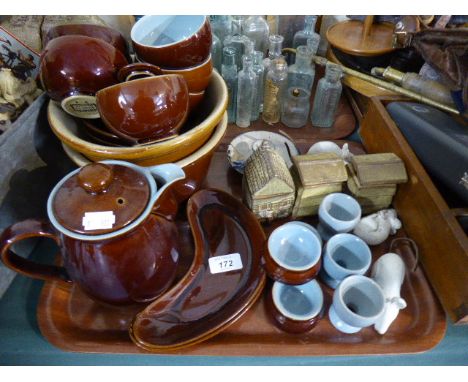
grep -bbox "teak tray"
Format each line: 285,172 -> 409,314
37,137 -> 447,356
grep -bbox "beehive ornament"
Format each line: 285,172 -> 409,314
243,141 -> 295,221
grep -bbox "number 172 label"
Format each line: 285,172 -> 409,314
208,253 -> 243,274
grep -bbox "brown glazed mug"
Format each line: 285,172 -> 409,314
131,15 -> 212,68
96,63 -> 189,144
264,221 -> 322,285
40,35 -> 130,119
42,23 -> 130,59
137,54 -> 213,93
0,160 -> 186,305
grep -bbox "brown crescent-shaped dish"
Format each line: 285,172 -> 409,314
129,188 -> 267,351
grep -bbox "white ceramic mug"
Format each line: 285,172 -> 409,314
317,193 -> 361,241
328,275 -> 385,334
320,233 -> 372,289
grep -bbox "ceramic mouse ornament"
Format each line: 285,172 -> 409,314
353,209 -> 401,246
371,252 -> 407,334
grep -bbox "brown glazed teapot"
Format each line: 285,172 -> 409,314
0,160 -> 185,305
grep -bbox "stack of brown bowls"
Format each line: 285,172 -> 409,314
41,20 -> 227,203
131,15 -> 213,111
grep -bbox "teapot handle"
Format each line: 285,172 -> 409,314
148,164 -> 185,221
0,219 -> 71,284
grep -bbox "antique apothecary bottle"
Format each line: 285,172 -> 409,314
243,15 -> 270,56
236,55 -> 257,128
263,58 -> 288,125
293,15 -> 320,48
224,16 -> 251,68
211,33 -> 222,73
281,87 -> 311,128
251,51 -> 265,121
288,45 -> 315,92
209,15 -> 232,48
221,46 -> 238,123
263,34 -> 284,73
310,62 -> 343,128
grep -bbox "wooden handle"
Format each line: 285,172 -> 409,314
0,219 -> 71,283
362,15 -> 375,41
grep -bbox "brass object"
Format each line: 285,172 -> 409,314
351,153 -> 408,186
293,153 -> 347,187
291,152 -> 347,218
243,141 -> 295,221
281,49 -> 460,115
347,165 -> 396,198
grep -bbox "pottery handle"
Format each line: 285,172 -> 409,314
0,219 -> 71,284
117,63 -> 163,82
148,164 -> 185,221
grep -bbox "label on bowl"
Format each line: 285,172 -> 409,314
82,211 -> 116,231
61,95 -> 100,119
209,253 -> 243,274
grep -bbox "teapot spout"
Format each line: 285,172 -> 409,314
149,164 -> 185,220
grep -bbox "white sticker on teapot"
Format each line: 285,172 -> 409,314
82,211 -> 116,231
208,253 -> 243,274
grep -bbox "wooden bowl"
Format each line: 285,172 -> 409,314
48,70 -> 228,166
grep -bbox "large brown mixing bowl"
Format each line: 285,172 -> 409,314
47,70 -> 227,166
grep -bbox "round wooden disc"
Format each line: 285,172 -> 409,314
327,20 -> 395,56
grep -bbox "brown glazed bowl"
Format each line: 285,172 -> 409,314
47,69 -> 228,166
60,113 -> 228,203
131,15 -> 212,68
43,23 -> 130,59
137,55 -> 213,93
264,221 -> 322,285
40,35 -> 129,117
266,280 -> 324,334
96,75 -> 189,143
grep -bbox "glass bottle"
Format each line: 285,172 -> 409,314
236,55 -> 257,128
293,16 -> 320,49
263,34 -> 284,74
209,15 -> 232,47
221,47 -> 238,123
262,58 -> 288,125
242,15 -> 270,57
288,45 -> 315,92
251,51 -> 264,121
306,35 -> 320,56
281,87 -> 311,128
224,16 -> 251,68
310,63 -> 343,128
261,34 -> 284,111
211,33 -> 222,73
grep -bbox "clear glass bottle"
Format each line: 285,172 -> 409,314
281,87 -> 311,128
293,16 -> 320,49
221,46 -> 238,123
251,51 -> 264,121
310,63 -> 343,128
209,15 -> 232,47
261,34 -> 284,112
211,33 -> 222,73
236,55 -> 257,128
306,35 -> 320,56
242,15 -> 270,57
288,45 -> 314,92
263,34 -> 284,74
224,16 -> 251,68
262,58 -> 288,125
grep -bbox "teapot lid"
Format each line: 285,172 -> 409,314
51,162 -> 150,235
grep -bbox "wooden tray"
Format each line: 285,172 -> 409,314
37,138 -> 446,356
